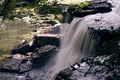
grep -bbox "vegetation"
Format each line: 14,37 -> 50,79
75,1 -> 89,11
0,0 -> 61,20
68,1 -> 89,13
38,0 -> 61,14
0,0 -> 16,19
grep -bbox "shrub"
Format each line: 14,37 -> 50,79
38,1 -> 61,14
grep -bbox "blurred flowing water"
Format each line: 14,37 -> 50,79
54,0 -> 120,74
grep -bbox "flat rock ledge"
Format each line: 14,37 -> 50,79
11,34 -> 60,54
68,0 -> 112,17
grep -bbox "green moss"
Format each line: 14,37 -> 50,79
39,3 -> 61,14
1,0 -> 16,19
69,1 -> 89,12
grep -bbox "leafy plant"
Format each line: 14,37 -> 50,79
0,0 -> 15,19
39,1 -> 61,14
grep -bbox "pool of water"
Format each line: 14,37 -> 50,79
0,20 -> 33,56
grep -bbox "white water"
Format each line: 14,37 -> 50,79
108,0 -> 120,15
54,0 -> 120,74
54,17 -> 97,73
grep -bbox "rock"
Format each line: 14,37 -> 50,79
1,54 -> 13,58
55,53 -> 120,80
32,29 -> 37,32
68,0 -> 112,17
12,54 -> 26,60
31,35 -> 60,48
32,45 -> 58,67
11,40 -> 31,54
19,60 -> 32,73
0,59 -> 22,73
43,20 -> 57,26
69,11 -> 120,55
32,45 -> 56,58
16,75 -> 26,80
0,58 -> 32,73
47,24 -> 61,34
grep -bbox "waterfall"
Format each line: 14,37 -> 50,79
115,1 -> 120,15
54,16 -> 98,73
109,0 -> 120,15
53,0 -> 120,75
54,13 -> 120,74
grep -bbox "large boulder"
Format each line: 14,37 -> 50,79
11,40 -> 31,54
32,45 -> 58,67
68,0 -> 112,17
31,34 -> 60,48
11,34 -> 60,54
0,58 -> 32,73
55,53 -> 120,80
0,59 -> 22,73
85,12 -> 120,55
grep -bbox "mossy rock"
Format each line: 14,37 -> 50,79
68,1 -> 112,17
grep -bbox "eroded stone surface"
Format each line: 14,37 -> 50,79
55,53 -> 120,80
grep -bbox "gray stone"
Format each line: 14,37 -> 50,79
11,40 -> 31,54
32,45 -> 57,67
55,53 -> 120,80
0,59 -> 22,73
68,0 -> 112,17
0,58 -> 32,73
31,35 -> 60,48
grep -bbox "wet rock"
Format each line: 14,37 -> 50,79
68,0 -> 112,17
31,35 -> 60,48
16,75 -> 26,80
0,45 -> 57,73
11,40 -> 31,54
55,53 -> 120,80
19,60 -> 32,73
32,45 -> 57,67
12,54 -> 26,60
43,20 -> 57,26
32,45 -> 56,58
46,24 -> 61,34
0,58 -> 32,73
0,59 -> 22,73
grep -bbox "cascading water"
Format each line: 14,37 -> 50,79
54,16 -> 98,73
108,0 -> 120,15
54,0 -> 120,74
